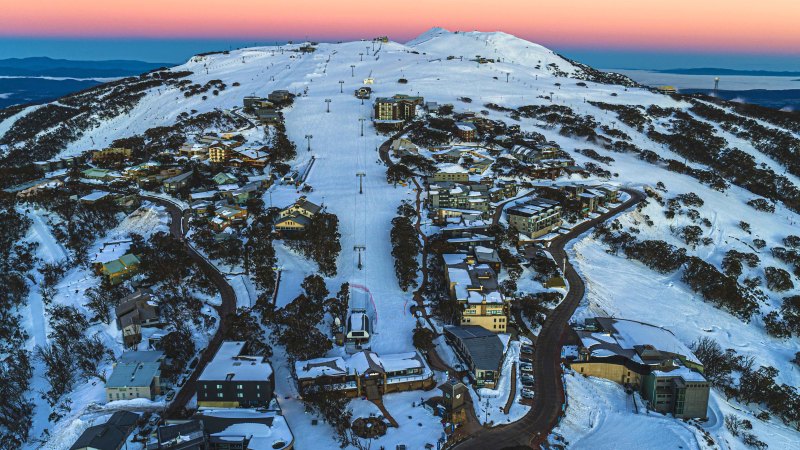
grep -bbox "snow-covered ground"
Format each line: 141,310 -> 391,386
554,371 -> 704,450
4,26 -> 800,449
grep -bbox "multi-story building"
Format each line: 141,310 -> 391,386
443,252 -> 508,333
431,164 -> 470,183
115,289 -> 161,348
197,341 -> 274,409
92,147 -> 132,165
105,351 -> 164,402
444,326 -> 505,388
570,317 -> 710,419
373,94 -> 423,121
455,122 -> 477,141
275,197 -> 321,232
506,198 -> 562,239
429,181 -> 491,214
510,142 -> 560,163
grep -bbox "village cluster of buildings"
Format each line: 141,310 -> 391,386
72,341 -> 295,450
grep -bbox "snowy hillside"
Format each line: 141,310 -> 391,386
1,27 -> 799,450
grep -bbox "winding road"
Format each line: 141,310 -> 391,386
454,188 -> 645,449
378,129 -> 646,448
140,195 -> 237,418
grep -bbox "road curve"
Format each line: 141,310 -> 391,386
454,188 -> 645,449
141,196 -> 237,418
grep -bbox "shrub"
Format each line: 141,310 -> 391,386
765,266 -> 794,292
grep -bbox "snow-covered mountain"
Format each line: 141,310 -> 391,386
2,27 -> 799,450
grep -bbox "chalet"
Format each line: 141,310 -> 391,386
275,197 -> 321,232
254,107 -> 281,124
115,289 -> 161,348
69,411 -> 138,450
99,254 -> 141,285
390,138 -> 418,158
506,198 -> 562,240
106,351 -> 164,402
268,90 -> 292,103
162,171 -> 193,193
443,253 -> 507,333
211,205 -> 248,231
295,350 -> 434,400
570,317 -> 709,419
197,341 -> 274,408
231,147 -> 270,168
247,173 -> 272,189
444,326 -> 505,388
212,172 -> 238,185
510,142 -> 560,163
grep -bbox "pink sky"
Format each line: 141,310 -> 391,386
2,0 -> 798,53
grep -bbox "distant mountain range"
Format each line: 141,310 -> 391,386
654,67 -> 800,77
0,57 -> 172,78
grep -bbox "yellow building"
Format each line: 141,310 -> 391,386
208,145 -> 232,163
444,253 -> 508,333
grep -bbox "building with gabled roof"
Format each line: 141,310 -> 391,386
295,350 -> 434,400
106,351 -> 164,402
70,410 -> 138,450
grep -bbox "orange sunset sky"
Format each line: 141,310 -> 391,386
1,0 -> 799,53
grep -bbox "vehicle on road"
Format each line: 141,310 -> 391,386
148,413 -> 161,427
521,388 -> 534,399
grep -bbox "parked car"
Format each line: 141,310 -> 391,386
177,375 -> 187,387
521,374 -> 534,385
520,363 -> 533,372
521,345 -> 534,354
188,357 -> 199,369
519,357 -> 533,365
165,389 -> 176,401
148,414 -> 161,427
521,388 -> 534,399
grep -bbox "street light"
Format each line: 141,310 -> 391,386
359,53 -> 363,61
350,65 -> 356,77
359,117 -> 366,137
305,134 -> 313,152
339,80 -> 344,93
325,99 -> 331,113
